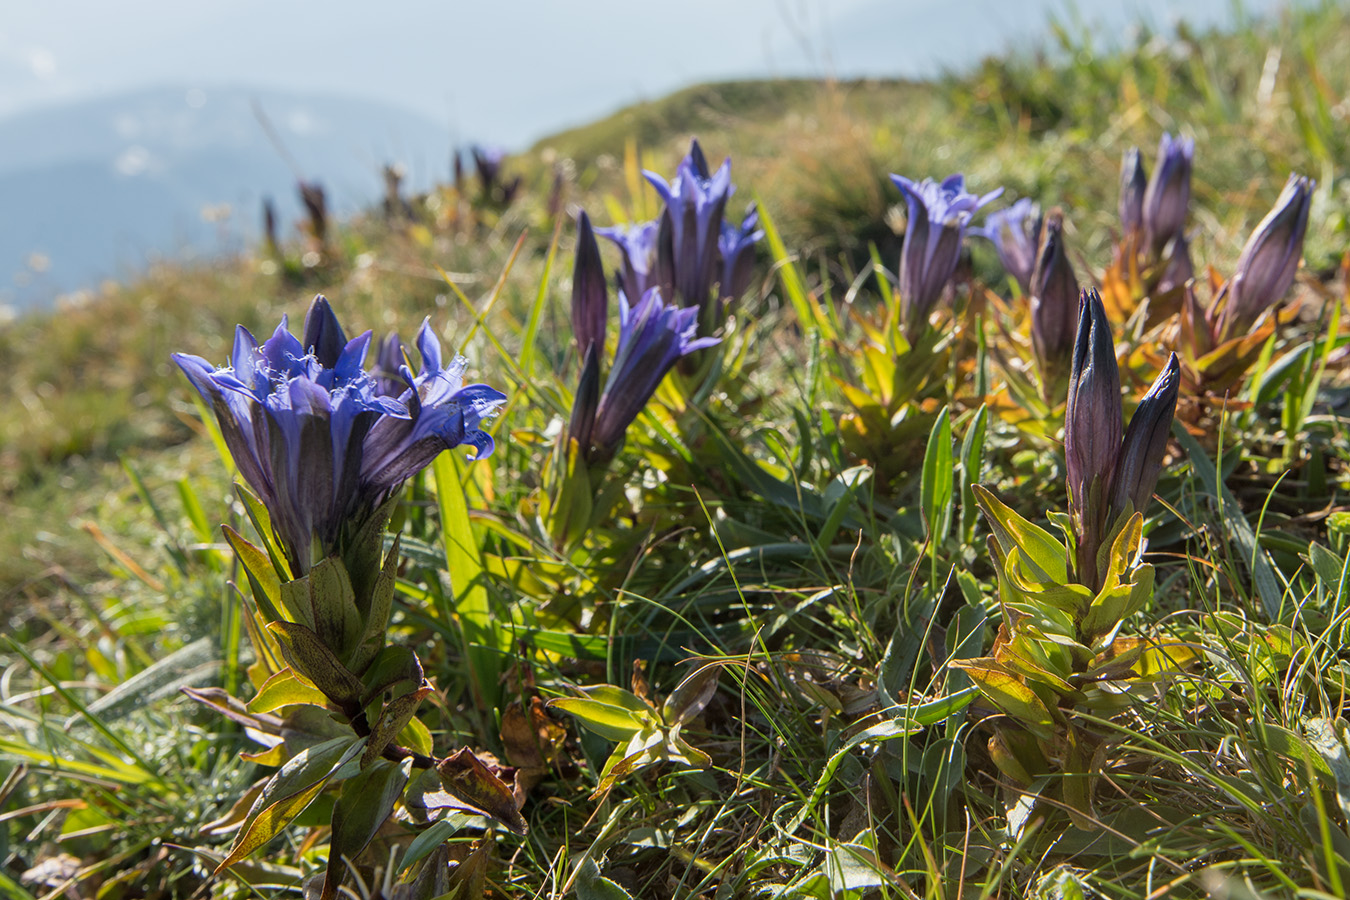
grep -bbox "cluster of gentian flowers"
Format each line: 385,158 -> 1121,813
559,140 -> 763,468
458,144 -> 522,207
569,212 -> 720,467
1119,133 -> 1195,293
173,296 -> 505,574
598,139 -> 762,333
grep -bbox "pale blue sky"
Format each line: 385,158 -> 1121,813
0,0 -> 1292,147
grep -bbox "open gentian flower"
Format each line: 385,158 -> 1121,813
596,219 -> 669,312
890,173 -> 1003,341
173,295 -> 505,574
976,197 -> 1041,295
582,287 -> 720,464
644,139 -> 735,313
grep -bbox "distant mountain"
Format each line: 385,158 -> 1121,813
0,86 -> 453,310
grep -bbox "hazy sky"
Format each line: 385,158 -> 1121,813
0,0 -> 1293,147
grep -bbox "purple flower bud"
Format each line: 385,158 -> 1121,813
572,211 -> 608,357
1119,147 -> 1147,237
977,197 -> 1041,295
174,295 -> 505,574
1156,232 -> 1194,295
890,173 -> 1003,342
1216,173 -> 1315,339
1065,289 -> 1123,518
568,343 -> 601,453
1029,209 -> 1078,383
1142,133 -> 1194,254
303,295 -> 348,369
644,139 -> 734,312
299,181 -> 328,244
1111,353 -> 1181,520
589,288 -> 720,463
371,332 -> 405,399
472,145 -> 506,192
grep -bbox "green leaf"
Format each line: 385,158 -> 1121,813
223,525 -> 284,623
972,484 -> 1067,583
959,405 -> 989,545
267,621 -> 364,708
950,660 -> 1057,740
396,817 -> 461,875
662,663 -> 722,726
234,482 -> 292,581
362,684 -> 432,768
219,736 -> 362,872
324,758 -> 412,894
351,534 -> 401,675
550,698 -> 648,741
576,856 -> 636,900
433,450 -> 505,708
307,556 -> 363,665
359,646 -> 424,706
246,667 -> 329,714
757,200 -> 835,341
546,437 -> 594,550
921,407 -> 955,546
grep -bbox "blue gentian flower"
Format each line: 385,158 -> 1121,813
976,197 -> 1041,295
596,219 -> 668,317
173,295 -> 505,573
587,288 -> 720,463
890,173 -> 1003,341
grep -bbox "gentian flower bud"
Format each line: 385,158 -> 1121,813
571,211 -> 608,357
977,197 -> 1041,295
1119,147 -> 1147,238
588,288 -> 720,464
299,180 -> 328,245
568,343 -> 601,453
174,295 -> 505,574
1063,290 -> 1180,590
371,332 -> 405,399
1111,353 -> 1181,520
719,203 -> 763,305
1216,172 -> 1315,339
1156,232 -> 1194,295
644,139 -> 734,313
1142,133 -> 1194,254
1029,209 -> 1078,384
1065,289 -> 1123,519
890,173 -> 1003,342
